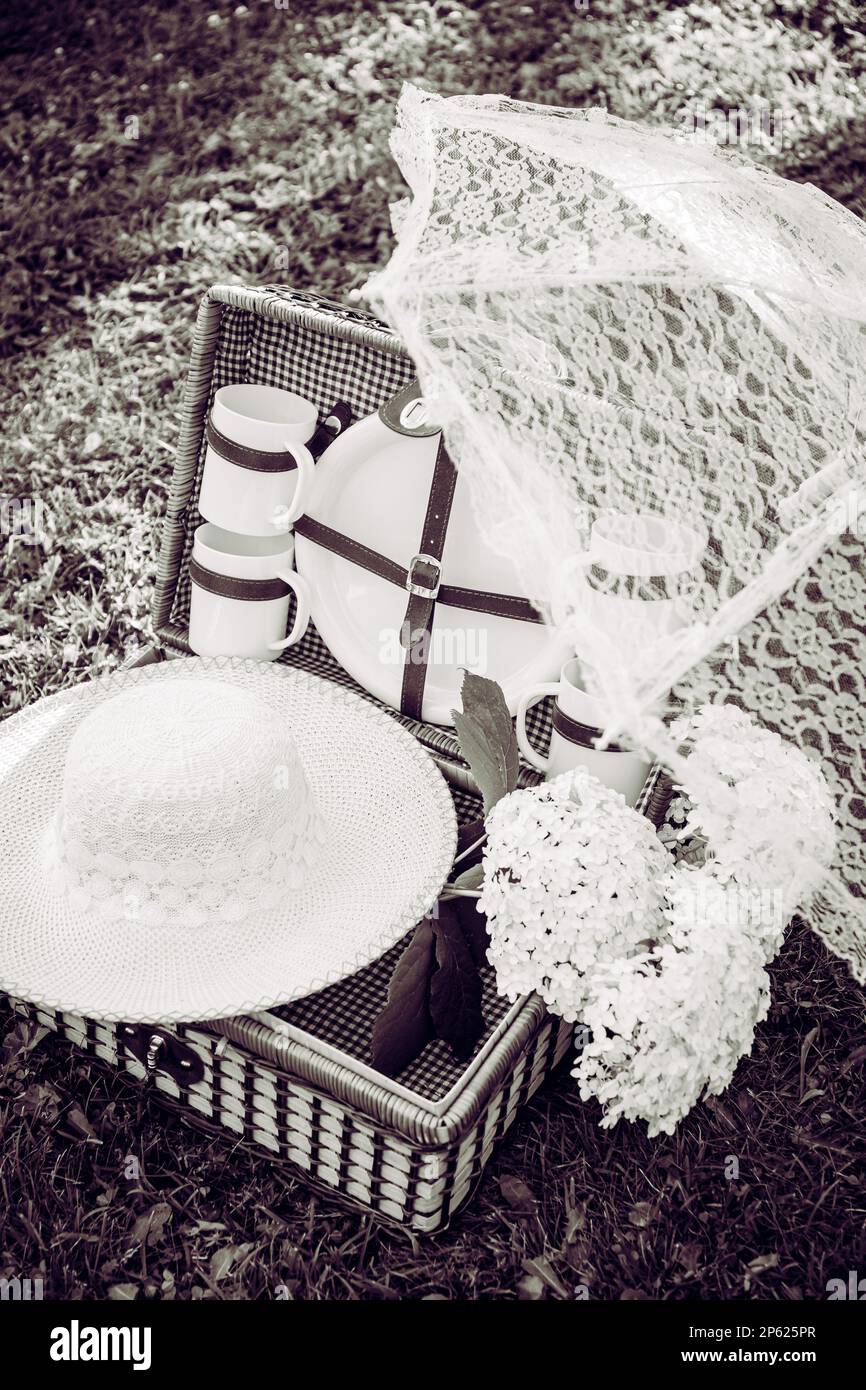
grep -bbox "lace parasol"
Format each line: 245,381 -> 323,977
365,85 -> 866,979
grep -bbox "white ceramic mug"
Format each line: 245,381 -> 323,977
516,657 -> 650,806
189,523 -> 312,661
556,511 -> 707,651
198,384 -> 318,536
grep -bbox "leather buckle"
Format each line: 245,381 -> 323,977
406,553 -> 441,600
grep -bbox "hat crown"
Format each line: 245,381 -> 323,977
51,680 -> 321,928
63,681 -> 294,833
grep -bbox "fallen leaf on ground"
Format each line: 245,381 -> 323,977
107,1284 -> 138,1301
13,1083 -> 62,1122
211,1243 -> 255,1283
499,1174 -> 537,1215
677,1242 -> 703,1276
1,1021 -> 50,1062
66,1106 -> 100,1141
517,1273 -> 547,1300
523,1256 -> 570,1299
744,1253 -> 779,1291
628,1201 -> 654,1228
129,1203 -> 172,1247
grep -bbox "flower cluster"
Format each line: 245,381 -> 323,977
480,767 -> 669,1023
669,703 -> 836,921
481,704 -> 837,1136
573,866 -> 772,1135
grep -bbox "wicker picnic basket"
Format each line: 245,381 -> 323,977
11,284 -> 671,1233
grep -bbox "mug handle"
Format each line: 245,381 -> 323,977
282,441 -> 315,527
515,683 -> 560,773
268,571 -> 312,650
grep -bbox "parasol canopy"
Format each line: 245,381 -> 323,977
365,85 -> 866,979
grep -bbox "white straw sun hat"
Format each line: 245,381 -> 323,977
0,657 -> 456,1023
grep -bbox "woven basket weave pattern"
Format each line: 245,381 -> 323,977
17,998 -> 573,1233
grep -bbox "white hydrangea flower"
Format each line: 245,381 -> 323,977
480,704 -> 837,1138
572,865 -> 772,1137
670,703 -> 836,919
481,768 -> 669,1023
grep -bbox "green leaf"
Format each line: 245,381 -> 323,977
430,901 -> 485,1060
451,673 -> 519,815
461,671 -> 519,793
370,918 -> 436,1077
451,711 -> 506,815
452,862 -> 484,892
451,892 -> 490,969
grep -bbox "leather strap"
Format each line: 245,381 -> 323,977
292,518 -> 543,622
294,516 -> 407,588
552,701 -> 628,754
308,400 -> 353,458
189,557 -> 291,602
437,583 -> 541,623
206,418 -> 301,474
398,438 -> 458,720
378,379 -> 441,437
293,421 -> 543,720
401,438 -> 457,649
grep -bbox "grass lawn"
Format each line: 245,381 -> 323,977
2,0 -> 865,1299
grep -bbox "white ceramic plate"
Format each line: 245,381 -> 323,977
295,412 -> 569,725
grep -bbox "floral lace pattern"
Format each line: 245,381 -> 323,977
44,807 -> 326,929
367,85 -> 866,978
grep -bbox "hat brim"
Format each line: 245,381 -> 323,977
0,657 -> 456,1023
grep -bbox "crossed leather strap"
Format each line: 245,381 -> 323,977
203,394 -> 541,719
294,433 -> 542,721
399,435 -> 458,721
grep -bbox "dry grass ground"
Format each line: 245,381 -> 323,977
1,0 -> 865,1299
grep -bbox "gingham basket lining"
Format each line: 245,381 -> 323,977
270,785 -> 513,1103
